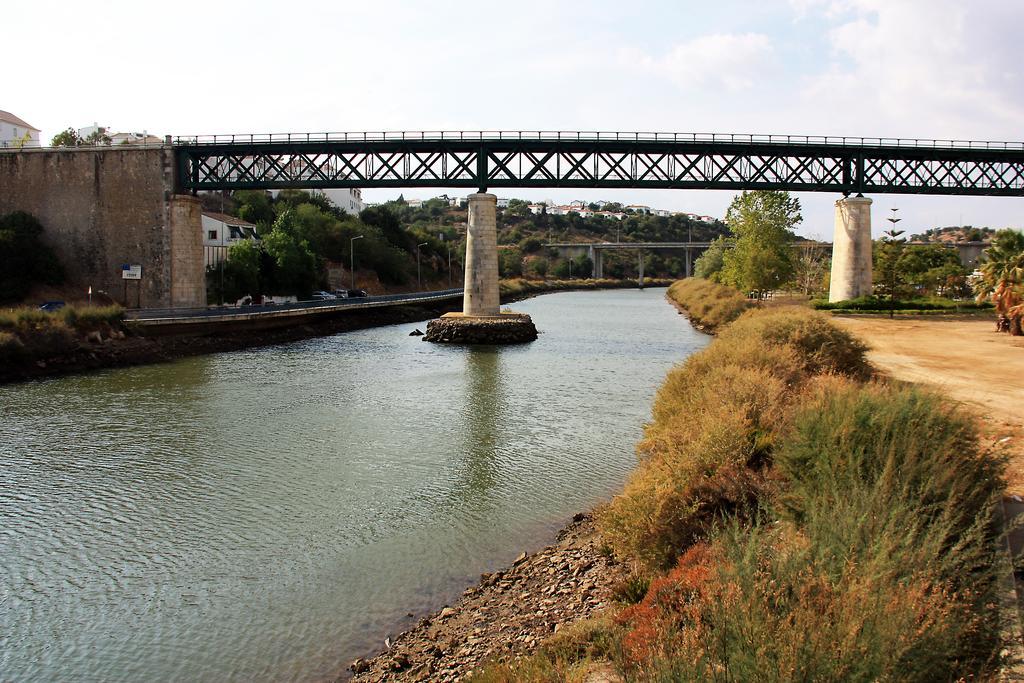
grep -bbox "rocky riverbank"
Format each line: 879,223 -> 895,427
346,513 -> 627,682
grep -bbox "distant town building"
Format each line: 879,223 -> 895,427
496,198 -> 511,208
0,110 -> 40,148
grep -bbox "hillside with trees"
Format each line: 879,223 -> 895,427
202,191 -> 732,302
909,225 -> 997,243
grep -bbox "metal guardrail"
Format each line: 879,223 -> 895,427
128,288 -> 464,322
170,130 -> 1024,151
7,132 -> 1024,154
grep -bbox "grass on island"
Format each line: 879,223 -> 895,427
0,304 -> 125,361
470,283 -> 1007,682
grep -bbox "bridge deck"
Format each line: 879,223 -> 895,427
171,131 -> 1024,196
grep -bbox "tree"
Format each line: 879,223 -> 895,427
234,190 -> 276,228
0,211 -> 64,303
974,229 -> 1024,334
694,236 -> 729,280
50,127 -> 84,147
720,191 -> 800,296
84,128 -> 111,146
528,257 -> 549,278
792,243 -> 831,296
895,244 -> 966,296
498,248 -> 523,277
261,210 -> 319,297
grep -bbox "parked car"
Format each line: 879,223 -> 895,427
38,301 -> 65,312
331,290 -> 350,299
346,289 -> 368,298
310,291 -> 337,301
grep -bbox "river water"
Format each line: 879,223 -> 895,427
0,288 -> 706,682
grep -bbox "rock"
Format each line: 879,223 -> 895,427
390,653 -> 410,670
423,312 -> 538,344
439,607 -> 457,619
409,328 -> 424,336
85,330 -> 103,344
350,658 -> 369,674
513,552 -> 528,565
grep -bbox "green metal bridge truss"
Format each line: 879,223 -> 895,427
173,131 -> 1024,196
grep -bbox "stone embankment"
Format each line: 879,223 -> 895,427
348,513 -> 626,682
0,302 -> 459,385
423,312 -> 538,344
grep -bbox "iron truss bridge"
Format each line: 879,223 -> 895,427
172,131 -> 1024,196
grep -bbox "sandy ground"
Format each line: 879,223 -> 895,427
834,314 -> 1024,493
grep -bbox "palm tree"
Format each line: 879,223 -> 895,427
974,229 -> 1024,335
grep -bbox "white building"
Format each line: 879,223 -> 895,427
528,203 -> 545,215
496,198 -> 511,208
318,188 -> 365,215
202,212 -> 259,267
0,110 -> 40,148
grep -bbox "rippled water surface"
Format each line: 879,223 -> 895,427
0,288 -> 706,682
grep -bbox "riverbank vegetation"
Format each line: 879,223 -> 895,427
471,303 -> 1007,681
664,278 -> 753,330
0,304 -> 125,362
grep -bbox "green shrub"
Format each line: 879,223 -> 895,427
813,295 -> 993,312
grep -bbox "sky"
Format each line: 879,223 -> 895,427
6,0 -> 1024,239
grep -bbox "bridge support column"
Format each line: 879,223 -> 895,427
463,193 -> 501,316
590,246 -> 603,278
829,196 -> 873,302
425,192 -> 536,343
685,247 -> 692,278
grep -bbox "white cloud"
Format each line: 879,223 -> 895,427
798,0 -> 1024,139
620,33 -> 776,92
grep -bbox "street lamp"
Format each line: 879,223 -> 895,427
447,246 -> 453,287
417,242 -> 428,290
350,235 -> 364,290
883,208 -> 905,319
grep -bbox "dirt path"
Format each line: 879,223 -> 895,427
833,315 -> 1024,493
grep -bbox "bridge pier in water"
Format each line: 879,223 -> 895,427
424,193 -> 537,344
828,196 -> 873,302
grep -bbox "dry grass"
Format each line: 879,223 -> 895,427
666,278 -> 754,330
478,304 -> 1005,681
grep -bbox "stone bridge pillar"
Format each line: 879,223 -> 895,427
828,196 -> 873,302
425,192 -> 537,343
463,192 -> 500,316
589,245 -> 604,278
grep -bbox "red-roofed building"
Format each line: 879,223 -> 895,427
0,110 -> 40,148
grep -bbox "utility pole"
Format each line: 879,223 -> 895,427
417,242 -> 428,290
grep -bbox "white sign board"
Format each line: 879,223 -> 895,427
122,264 -> 142,280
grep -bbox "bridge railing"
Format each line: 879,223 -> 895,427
170,130 -> 1024,151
